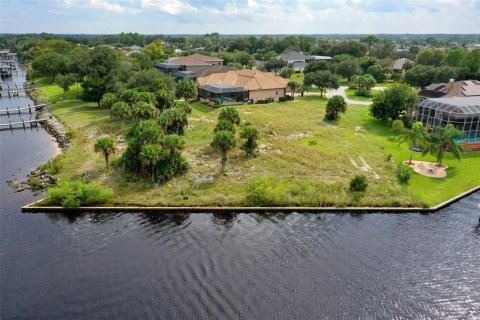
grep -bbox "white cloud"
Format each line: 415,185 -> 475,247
140,0 -> 197,15
61,0 -> 133,13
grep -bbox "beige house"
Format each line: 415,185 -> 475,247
196,69 -> 290,104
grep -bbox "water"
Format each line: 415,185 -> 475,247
1,65 -> 480,319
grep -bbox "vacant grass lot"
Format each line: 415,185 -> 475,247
344,88 -> 380,102
38,82 -> 480,208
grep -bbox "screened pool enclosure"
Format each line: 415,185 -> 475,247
416,97 -> 480,144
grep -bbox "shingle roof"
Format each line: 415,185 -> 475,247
278,51 -> 308,62
196,69 -> 290,91
420,80 -> 480,98
393,58 -> 411,70
168,53 -> 223,66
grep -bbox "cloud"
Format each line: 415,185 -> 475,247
140,0 -> 197,14
61,0 -> 133,13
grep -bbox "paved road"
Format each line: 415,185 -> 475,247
305,86 -> 386,105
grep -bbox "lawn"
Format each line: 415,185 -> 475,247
38,83 -> 480,208
344,88 -> 380,102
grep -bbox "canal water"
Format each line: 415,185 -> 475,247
1,65 -> 479,319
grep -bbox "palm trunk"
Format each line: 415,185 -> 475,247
104,152 -> 109,166
409,151 -> 413,165
220,152 -> 227,173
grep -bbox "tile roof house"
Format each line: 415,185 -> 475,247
196,69 -> 290,104
419,80 -> 480,99
154,53 -> 224,77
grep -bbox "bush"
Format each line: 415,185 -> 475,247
397,166 -> 411,185
392,119 -> 405,133
246,175 -> 290,206
47,180 -> 113,207
356,89 -> 372,97
350,175 -> 368,192
40,156 -> 63,174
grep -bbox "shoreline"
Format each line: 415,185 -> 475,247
21,186 -> 480,213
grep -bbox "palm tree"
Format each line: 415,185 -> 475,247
140,144 -> 163,182
422,124 -> 463,167
162,134 -> 185,170
211,130 -> 236,173
287,80 -> 301,100
94,137 -> 116,166
111,102 -> 131,127
399,122 -> 427,164
240,124 -> 260,157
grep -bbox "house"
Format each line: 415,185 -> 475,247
196,69 -> 290,104
154,53 -> 224,76
175,65 -> 236,80
416,96 -> 480,150
278,51 -> 332,72
419,80 -> 480,100
393,58 -> 411,73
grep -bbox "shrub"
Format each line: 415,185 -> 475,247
397,166 -> 411,185
40,156 -> 63,174
386,154 -> 393,162
246,175 -> 290,206
392,119 -> 405,133
47,180 -> 113,207
350,175 -> 368,192
356,89 -> 372,97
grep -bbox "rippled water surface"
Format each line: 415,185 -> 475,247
1,66 -> 480,319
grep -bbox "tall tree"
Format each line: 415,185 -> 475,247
304,70 -> 339,97
287,80 -> 301,100
143,41 -> 165,62
336,59 -> 362,81
240,124 -> 260,157
370,83 -> 419,123
111,101 -> 131,127
218,107 -> 241,125
175,78 -> 198,101
140,144 -> 163,182
423,124 -> 463,167
398,122 -> 427,164
211,131 -> 236,173
94,137 -> 116,166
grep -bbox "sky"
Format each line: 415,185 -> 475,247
1,0 -> 480,34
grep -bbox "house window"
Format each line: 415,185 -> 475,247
276,91 -> 278,95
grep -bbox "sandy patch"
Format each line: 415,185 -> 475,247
404,161 -> 447,178
286,131 -> 312,140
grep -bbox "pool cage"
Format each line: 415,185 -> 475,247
416,97 -> 480,144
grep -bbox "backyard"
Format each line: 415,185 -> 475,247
37,82 -> 480,208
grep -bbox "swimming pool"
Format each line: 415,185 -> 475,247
215,97 -> 232,104
455,132 -> 480,143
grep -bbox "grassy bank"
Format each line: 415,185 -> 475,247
37,81 -> 480,208
344,88 -> 380,102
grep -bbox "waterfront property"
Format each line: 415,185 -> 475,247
196,69 -> 290,103
416,96 -> 480,150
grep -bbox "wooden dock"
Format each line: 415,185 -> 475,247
0,103 -> 47,116
0,118 -> 48,130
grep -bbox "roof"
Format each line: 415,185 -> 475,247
393,58 -> 411,70
308,55 -> 332,60
196,69 -> 290,91
420,80 -> 480,98
199,84 -> 246,94
166,53 -> 223,66
419,96 -> 480,116
173,65 -> 236,79
278,51 -> 308,62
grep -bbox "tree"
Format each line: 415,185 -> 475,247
398,122 -> 427,164
240,124 -> 260,157
211,130 -> 236,173
303,60 -> 327,74
31,52 -> 67,80
86,46 -> 120,79
370,84 -> 419,123
366,64 -> 388,82
214,119 -> 236,134
336,59 -> 362,81
324,95 -> 347,121
143,41 -> 165,62
161,134 -> 185,158
360,35 -> 379,54
122,120 -> 162,173
465,49 -> 480,79
218,107 -> 241,125
55,73 -> 76,97
303,70 -> 339,97
94,136 -> 116,166
121,89 -> 140,107
351,74 -> 376,91
81,76 -> 106,107
158,108 -> 188,135
416,48 -> 445,67
444,48 -> 468,67
132,101 -> 159,120
175,78 -> 197,101
404,65 -> 436,88
422,124 -> 463,167
287,80 -> 301,100
264,58 -> 287,74
155,90 -> 176,111
99,92 -> 117,109
140,144 -> 163,181
111,101 -> 131,126
434,66 -> 460,83
279,67 -> 294,79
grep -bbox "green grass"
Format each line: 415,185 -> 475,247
344,88 -> 380,102
38,81 -> 480,208
375,80 -> 397,88
290,72 -> 304,83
